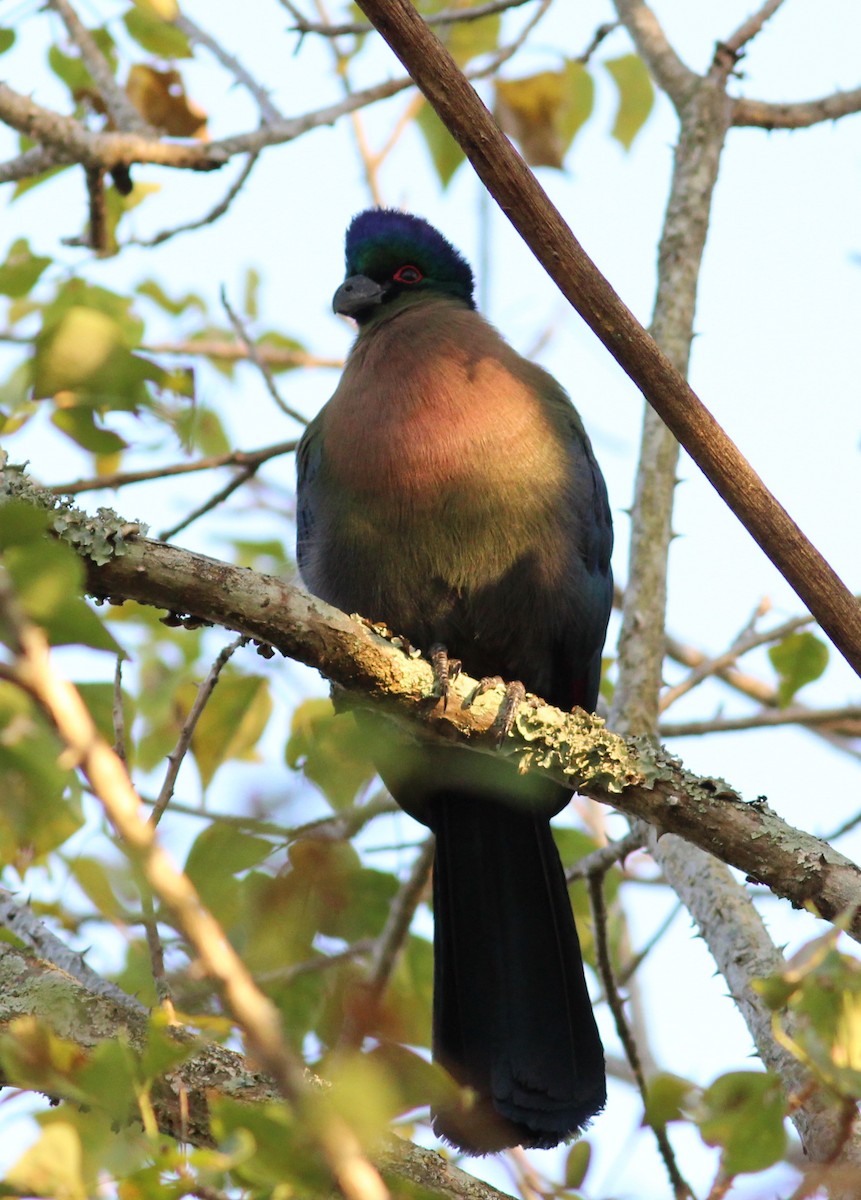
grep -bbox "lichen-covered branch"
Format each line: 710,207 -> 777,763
60,531 -> 860,945
0,944 -> 510,1200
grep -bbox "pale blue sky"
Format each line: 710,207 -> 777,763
1,1 -> 860,1195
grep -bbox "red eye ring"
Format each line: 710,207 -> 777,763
393,264 -> 423,284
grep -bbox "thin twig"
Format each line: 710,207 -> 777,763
285,0 -> 536,38
175,16 -> 282,123
158,464 -> 258,541
84,165 -> 107,252
660,607 -> 816,713
50,438 -> 299,496
146,340 -> 341,369
565,829 -> 644,882
150,634 -> 249,828
138,790 -> 399,843
220,288 -> 308,427
587,870 -> 692,1200
140,884 -> 175,1009
616,900 -> 682,988
575,20 -> 620,65
260,939 -> 376,985
721,0 -> 786,57
127,152 -> 261,249
112,654 -> 127,763
660,703 -> 861,739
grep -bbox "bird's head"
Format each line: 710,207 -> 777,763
334,208 -> 475,325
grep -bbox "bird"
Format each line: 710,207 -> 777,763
295,208 -> 613,1154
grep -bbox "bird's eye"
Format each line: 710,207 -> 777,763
393,265 -> 423,284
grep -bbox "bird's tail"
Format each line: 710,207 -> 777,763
430,793 -> 606,1153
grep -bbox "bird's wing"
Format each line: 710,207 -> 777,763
295,416 -> 324,576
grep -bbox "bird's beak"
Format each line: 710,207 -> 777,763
333,274 -> 386,318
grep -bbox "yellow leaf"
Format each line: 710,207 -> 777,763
126,64 -> 207,139
134,0 -> 180,19
37,308 -> 120,395
6,1123 -> 86,1200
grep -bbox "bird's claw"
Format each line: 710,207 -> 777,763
429,643 -> 461,711
466,676 -> 526,746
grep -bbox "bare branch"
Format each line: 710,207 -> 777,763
157,464 -> 258,541
63,532 -> 861,945
127,152 -> 261,249
720,0 -> 787,58
0,886 -> 146,1012
220,286 -> 308,426
611,0 -> 698,108
733,86 -> 861,129
661,703 -> 861,739
587,870 -> 692,1199
660,606 -> 815,712
286,0 -> 536,38
0,74 -> 413,179
565,829 -> 644,882
151,634 -> 249,827
49,438 -> 299,496
175,15 -> 283,124
348,0 -> 861,680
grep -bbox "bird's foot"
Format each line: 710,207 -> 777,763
429,643 -> 461,712
465,676 -> 526,746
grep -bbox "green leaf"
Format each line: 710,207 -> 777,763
136,278 -> 206,316
0,29 -> 15,54
33,302 -> 163,411
185,671 -> 273,788
123,7 -> 192,58
644,1072 -> 697,1130
244,266 -> 261,318
184,823 -> 275,907
139,1008 -> 199,1080
768,631 -> 829,707
78,1039 -> 140,1124
564,1139 -> 592,1189
0,682 -> 82,864
67,855 -> 130,923
210,1099 -> 323,1191
764,942 -> 861,1098
285,700 -> 376,810
256,330 -> 309,372
172,404 -> 231,456
0,238 -> 52,297
415,101 -> 466,188
0,502 -> 121,651
51,407 -> 128,455
415,0 -> 500,66
604,53 -> 654,150
697,1071 -> 786,1175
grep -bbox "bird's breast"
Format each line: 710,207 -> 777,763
323,329 -> 567,509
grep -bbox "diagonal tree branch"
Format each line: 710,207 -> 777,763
0,944 -> 511,1200
349,0 -> 861,682
53,530 -> 860,946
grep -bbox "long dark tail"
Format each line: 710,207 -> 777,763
430,793 -> 606,1154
